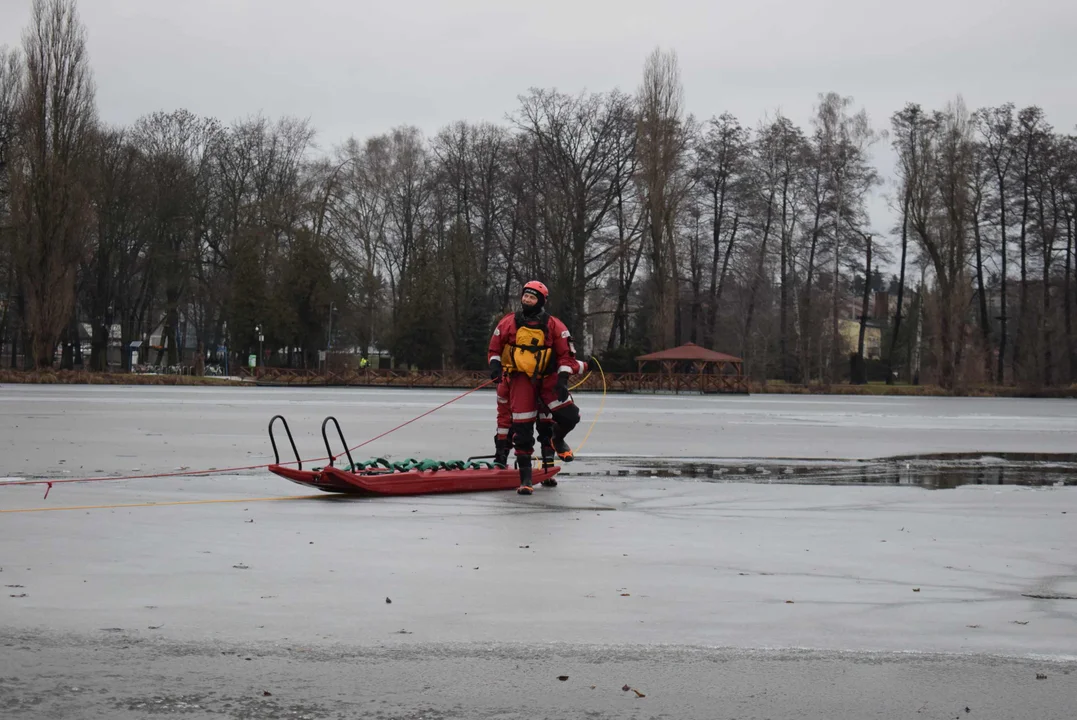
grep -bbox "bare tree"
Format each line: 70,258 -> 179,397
852,231 -> 873,383
430,121 -> 511,365
10,0 -> 96,368
1031,128 -> 1063,386
0,46 -> 20,215
327,136 -> 390,354
1011,106 -> 1048,380
512,87 -> 631,336
975,104 -> 1017,383
696,112 -> 748,349
1061,136 -> 1077,382
967,136 -> 994,381
379,125 -> 433,320
904,99 -> 975,389
811,93 -> 880,382
605,112 -> 643,350
887,105 -> 933,385
82,127 -> 144,370
741,114 -> 803,368
0,46 -> 24,367
636,47 -> 694,349
132,109 -> 221,366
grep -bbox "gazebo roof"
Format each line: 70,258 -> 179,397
635,342 -> 743,363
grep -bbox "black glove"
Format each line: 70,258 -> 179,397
555,372 -> 569,402
489,358 -> 502,382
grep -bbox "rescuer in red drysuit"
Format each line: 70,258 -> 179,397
488,281 -> 590,494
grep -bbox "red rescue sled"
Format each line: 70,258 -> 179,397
267,415 -> 559,496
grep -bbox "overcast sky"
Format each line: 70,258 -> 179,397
2,0 -> 1075,238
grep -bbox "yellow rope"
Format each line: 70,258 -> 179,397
569,371 -> 592,390
571,357 -> 606,454
528,359 -> 606,467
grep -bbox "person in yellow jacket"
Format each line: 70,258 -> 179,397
488,281 -> 591,493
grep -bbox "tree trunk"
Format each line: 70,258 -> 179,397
972,205 -> 992,381
1043,246 -> 1053,388
827,185 -> 845,385
0,265 -> 11,368
743,195 -> 775,359
887,191 -> 910,385
853,235 -> 872,384
1066,213 -> 1074,382
705,183 -> 726,348
648,213 -> 675,349
60,320 -> 74,370
689,214 -> 703,344
165,286 -> 181,367
800,201 -> 823,383
120,309 -> 132,372
607,185 -> 631,351
1015,148 -> 1030,379
995,166 -> 1009,385
72,310 -> 84,369
709,214 -> 739,344
15,293 -> 27,370
939,280 -> 956,389
0,301 -> 6,369
779,173 -> 792,382
90,319 -> 108,371
1040,184 -> 1058,387
912,267 -> 926,385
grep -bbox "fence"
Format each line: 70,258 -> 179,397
242,367 -> 749,394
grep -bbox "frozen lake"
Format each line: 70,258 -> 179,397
1,386 -> 1075,718
2,385 -> 1077,479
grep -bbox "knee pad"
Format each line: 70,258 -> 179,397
552,403 -> 581,433
510,422 -> 535,453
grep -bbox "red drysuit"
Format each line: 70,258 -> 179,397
489,310 -> 586,460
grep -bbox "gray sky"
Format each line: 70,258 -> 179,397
2,0 -> 1075,239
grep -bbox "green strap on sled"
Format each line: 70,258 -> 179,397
330,456 -> 505,473
338,457 -> 392,472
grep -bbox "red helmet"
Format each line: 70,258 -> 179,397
522,280 -> 548,300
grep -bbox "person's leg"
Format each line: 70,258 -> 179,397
540,375 -> 581,461
494,380 -> 512,466
508,376 -> 538,493
551,402 -> 581,460
536,410 -> 556,469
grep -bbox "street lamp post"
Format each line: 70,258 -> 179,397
255,324 -> 264,374
326,303 -> 336,372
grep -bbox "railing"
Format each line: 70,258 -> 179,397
243,367 -> 749,394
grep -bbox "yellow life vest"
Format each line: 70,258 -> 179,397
502,319 -> 554,378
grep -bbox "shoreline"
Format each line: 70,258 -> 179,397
3,368 -> 1076,398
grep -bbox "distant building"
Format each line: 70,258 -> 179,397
838,319 -> 882,359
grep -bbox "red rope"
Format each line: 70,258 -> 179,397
1,379 -> 494,496
344,378 -> 493,454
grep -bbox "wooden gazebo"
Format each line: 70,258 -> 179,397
635,342 -> 747,394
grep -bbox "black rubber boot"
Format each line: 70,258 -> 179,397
493,436 -> 511,467
553,437 -> 574,462
540,442 -> 556,470
517,459 -> 533,495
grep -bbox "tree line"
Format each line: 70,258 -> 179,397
1,0 -> 1075,388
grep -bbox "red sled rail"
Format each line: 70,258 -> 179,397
266,415 -> 559,496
